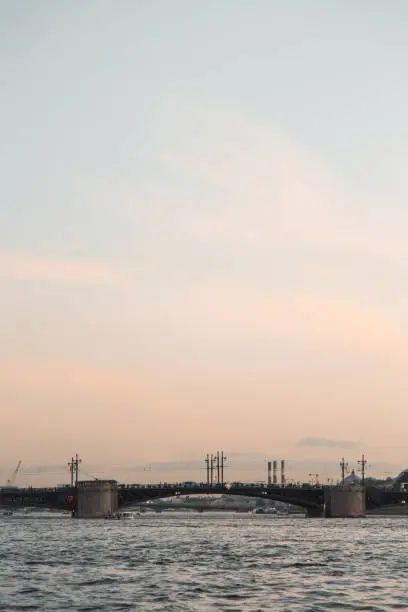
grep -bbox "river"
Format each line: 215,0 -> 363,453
0,513 -> 407,610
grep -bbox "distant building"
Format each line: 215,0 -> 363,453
393,469 -> 408,491
343,469 -> 361,486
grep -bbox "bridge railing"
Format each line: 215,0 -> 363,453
1,482 -> 329,496
116,482 -> 325,491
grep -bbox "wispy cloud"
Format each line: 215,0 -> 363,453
0,251 -> 121,286
130,99 -> 408,368
156,101 -> 408,265
298,437 -> 359,449
166,282 -> 408,365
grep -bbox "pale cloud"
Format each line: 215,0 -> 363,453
157,102 -> 408,264
0,359 -> 191,467
0,251 -> 122,286
0,359 -> 153,398
298,437 -> 359,449
133,100 -> 408,371
166,281 -> 408,365
1,356 -> 406,485
3,102 -> 408,480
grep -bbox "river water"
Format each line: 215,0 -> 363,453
0,513 -> 407,611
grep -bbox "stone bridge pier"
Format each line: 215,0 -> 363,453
324,486 -> 365,518
306,486 -> 365,518
75,480 -> 118,518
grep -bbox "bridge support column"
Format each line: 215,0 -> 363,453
324,486 -> 365,518
75,480 -> 118,518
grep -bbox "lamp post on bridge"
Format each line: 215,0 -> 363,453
204,451 -> 227,485
357,454 -> 367,485
205,454 -> 210,485
222,451 -> 227,485
204,454 -> 217,485
340,458 -> 348,486
68,454 -> 81,487
68,457 -> 74,487
211,454 -> 216,485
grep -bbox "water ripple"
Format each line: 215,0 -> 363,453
1,514 -> 407,610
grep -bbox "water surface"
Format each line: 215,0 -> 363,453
0,513 -> 407,610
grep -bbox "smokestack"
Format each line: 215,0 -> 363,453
273,460 -> 277,485
281,460 -> 285,485
267,461 -> 272,485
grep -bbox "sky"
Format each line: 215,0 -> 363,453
1,1 -> 408,486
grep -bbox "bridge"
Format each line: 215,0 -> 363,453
1,481 -> 407,518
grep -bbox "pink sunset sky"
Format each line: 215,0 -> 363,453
1,2 -> 408,486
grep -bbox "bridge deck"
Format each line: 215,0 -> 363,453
0,483 -> 406,511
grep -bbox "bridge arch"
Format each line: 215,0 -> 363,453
118,484 -> 324,512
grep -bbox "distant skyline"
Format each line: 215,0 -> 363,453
2,1 -> 408,486
0,452 -> 402,489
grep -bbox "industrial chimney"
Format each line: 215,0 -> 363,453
281,460 -> 285,485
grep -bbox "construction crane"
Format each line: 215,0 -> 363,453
7,460 -> 22,486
